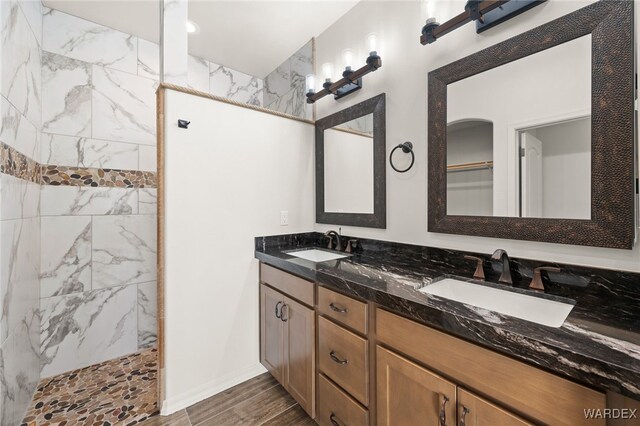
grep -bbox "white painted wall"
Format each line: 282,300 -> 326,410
324,128 -> 374,213
162,89 -> 314,413
314,0 -> 640,272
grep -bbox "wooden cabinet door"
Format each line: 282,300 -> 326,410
260,284 -> 284,383
377,346 -> 456,426
458,389 -> 533,426
283,296 -> 315,418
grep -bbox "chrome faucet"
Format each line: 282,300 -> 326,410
324,230 -> 343,251
491,249 -> 513,285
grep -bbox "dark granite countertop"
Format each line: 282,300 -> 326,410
255,232 -> 640,400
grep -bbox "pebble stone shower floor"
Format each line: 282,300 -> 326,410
20,348 -> 315,425
21,348 -> 159,426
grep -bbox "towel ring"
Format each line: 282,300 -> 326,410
390,142 -> 415,173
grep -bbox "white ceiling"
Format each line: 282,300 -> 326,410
43,0 -> 360,78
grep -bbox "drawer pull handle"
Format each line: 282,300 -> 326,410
280,304 -> 288,322
329,302 -> 348,313
275,301 -> 282,319
439,395 -> 449,426
459,406 -> 470,426
329,350 -> 348,365
329,412 -> 342,426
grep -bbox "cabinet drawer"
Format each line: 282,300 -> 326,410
318,286 -> 368,334
318,316 -> 369,406
376,308 -> 606,426
458,388 -> 533,426
318,374 -> 368,426
260,263 -> 314,306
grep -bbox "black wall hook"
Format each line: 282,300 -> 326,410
178,119 -> 190,129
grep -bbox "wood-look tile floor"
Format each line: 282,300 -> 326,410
146,373 -> 316,426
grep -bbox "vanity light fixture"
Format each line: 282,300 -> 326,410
306,36 -> 382,104
322,62 -> 335,89
305,74 -> 316,96
342,49 -> 353,70
420,0 -> 546,45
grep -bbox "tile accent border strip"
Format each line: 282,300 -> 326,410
0,141 -> 157,188
0,141 -> 41,184
41,165 -> 157,188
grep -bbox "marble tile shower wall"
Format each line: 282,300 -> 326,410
39,7 -> 159,380
0,4 -> 268,419
39,7 -> 265,379
137,38 -> 265,106
264,40 -> 313,120
0,1 -> 42,425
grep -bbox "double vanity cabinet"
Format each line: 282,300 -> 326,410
259,263 -> 611,425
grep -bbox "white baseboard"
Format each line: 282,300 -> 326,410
159,363 -> 267,416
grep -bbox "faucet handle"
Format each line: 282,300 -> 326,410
529,266 -> 561,291
463,255 -> 485,280
345,239 -> 359,253
325,235 -> 334,250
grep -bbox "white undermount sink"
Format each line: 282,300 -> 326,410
286,249 -> 348,262
419,278 -> 574,328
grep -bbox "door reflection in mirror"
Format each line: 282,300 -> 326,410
518,117 -> 591,219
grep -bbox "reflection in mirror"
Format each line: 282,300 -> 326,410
446,34 -> 591,219
324,114 -> 374,213
447,120 -> 493,216
519,117 -> 590,219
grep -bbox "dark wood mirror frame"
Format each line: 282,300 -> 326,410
428,1 -> 635,249
316,93 -> 386,228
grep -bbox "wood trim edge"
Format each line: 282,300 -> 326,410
157,83 -> 315,125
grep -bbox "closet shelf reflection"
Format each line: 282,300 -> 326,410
447,161 -> 494,172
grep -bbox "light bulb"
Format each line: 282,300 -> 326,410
305,74 -> 316,93
322,62 -> 334,81
342,49 -> 353,69
186,20 -> 199,34
367,33 -> 378,54
423,0 -> 435,20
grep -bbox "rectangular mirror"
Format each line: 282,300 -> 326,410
316,94 -> 386,228
428,1 -> 635,248
446,35 -> 591,220
324,115 -> 374,214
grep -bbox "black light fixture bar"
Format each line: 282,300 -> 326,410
421,0 -> 507,45
420,0 -> 545,45
306,56 -> 382,104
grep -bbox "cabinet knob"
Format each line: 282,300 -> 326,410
329,350 -> 348,365
329,302 -> 348,314
439,395 -> 449,426
280,304 -> 288,322
275,301 -> 282,319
